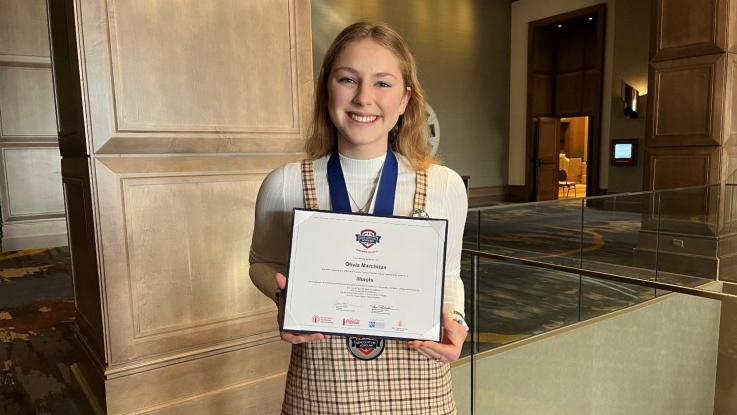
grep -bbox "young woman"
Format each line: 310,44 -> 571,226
250,22 -> 468,414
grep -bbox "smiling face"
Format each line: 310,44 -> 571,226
327,38 -> 411,159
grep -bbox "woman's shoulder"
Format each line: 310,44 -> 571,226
258,155 -> 330,197
426,164 -> 466,191
261,161 -> 300,187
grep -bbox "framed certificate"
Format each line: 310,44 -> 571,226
281,209 -> 448,341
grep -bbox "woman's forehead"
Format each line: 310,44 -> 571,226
332,39 -> 403,76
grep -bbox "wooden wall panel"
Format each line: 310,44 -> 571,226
0,147 -> 64,219
123,177 -> 267,337
720,149 -> 737,237
77,0 -> 312,154
556,25 -> 585,72
0,0 -> 50,60
649,54 -> 725,146
49,0 -> 313,410
646,147 -> 720,236
648,146 -> 720,188
0,67 -> 56,138
93,155 -> 298,364
728,54 -> 737,148
531,74 -> 553,116
653,0 -> 727,60
529,27 -> 555,118
47,0 -> 87,157
531,27 -> 555,72
730,0 -> 737,53
581,69 -> 600,114
106,341 -> 290,415
62,158 -> 105,360
555,72 -> 583,115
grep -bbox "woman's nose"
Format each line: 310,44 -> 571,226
352,83 -> 372,106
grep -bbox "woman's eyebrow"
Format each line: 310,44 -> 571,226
333,67 -> 398,79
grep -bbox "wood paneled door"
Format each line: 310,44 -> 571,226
534,117 -> 561,201
525,4 -> 606,201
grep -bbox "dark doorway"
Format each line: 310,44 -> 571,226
526,4 -> 606,201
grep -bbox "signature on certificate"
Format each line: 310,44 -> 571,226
369,304 -> 397,315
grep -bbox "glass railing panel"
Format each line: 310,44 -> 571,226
474,198 -> 584,268
464,209 -> 480,250
460,253 -> 475,358
474,258 -> 580,353
654,185 -> 716,293
580,192 -> 657,319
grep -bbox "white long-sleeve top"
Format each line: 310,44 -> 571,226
249,152 -> 467,317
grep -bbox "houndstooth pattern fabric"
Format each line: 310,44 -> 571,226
413,170 -> 428,214
301,159 -> 319,210
285,160 -> 455,414
282,337 -> 456,414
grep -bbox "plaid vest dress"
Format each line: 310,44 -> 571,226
280,160 -> 457,415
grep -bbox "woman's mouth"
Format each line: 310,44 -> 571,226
348,112 -> 379,123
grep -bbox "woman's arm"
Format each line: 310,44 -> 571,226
249,166 -> 290,302
409,167 -> 468,362
249,163 -> 326,344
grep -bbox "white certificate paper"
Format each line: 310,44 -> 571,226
282,209 -> 448,341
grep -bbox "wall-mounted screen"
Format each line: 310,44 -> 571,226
610,139 -> 638,166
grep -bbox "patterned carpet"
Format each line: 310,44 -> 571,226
461,203 -> 712,352
0,247 -> 92,415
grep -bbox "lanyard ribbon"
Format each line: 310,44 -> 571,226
327,147 -> 398,216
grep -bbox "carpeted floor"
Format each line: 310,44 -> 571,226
0,247 -> 92,415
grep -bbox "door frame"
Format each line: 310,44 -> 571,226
524,4 -> 607,201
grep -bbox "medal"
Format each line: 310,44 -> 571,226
328,146 -> 398,360
346,336 -> 385,360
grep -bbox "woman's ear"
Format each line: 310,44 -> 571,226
399,87 -> 412,115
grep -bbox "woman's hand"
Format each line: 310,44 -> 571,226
407,312 -> 468,363
275,272 -> 326,344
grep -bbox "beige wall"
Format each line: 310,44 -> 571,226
714,283 -> 737,415
311,0 -> 511,188
451,290 -> 721,414
0,0 -> 66,251
509,0 -> 616,189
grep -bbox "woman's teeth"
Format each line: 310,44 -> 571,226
349,113 -> 378,123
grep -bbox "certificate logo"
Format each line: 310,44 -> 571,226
342,318 -> 360,327
312,315 -> 334,325
356,229 -> 381,249
368,320 -> 385,329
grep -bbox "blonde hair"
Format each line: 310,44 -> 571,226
305,22 -> 436,171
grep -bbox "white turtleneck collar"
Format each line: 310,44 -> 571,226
338,151 -> 386,179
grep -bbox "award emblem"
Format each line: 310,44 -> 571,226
346,336 -> 385,360
355,229 -> 381,249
